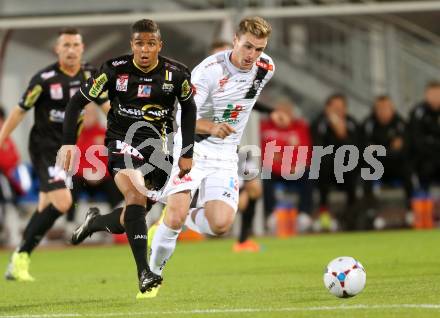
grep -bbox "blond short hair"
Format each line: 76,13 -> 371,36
236,16 -> 272,39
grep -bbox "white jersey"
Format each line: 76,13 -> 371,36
175,50 -> 275,161
160,51 -> 274,208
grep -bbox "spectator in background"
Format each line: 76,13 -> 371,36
261,98 -> 313,232
362,95 -> 413,209
66,104 -> 123,233
409,81 -> 440,192
311,93 -> 360,231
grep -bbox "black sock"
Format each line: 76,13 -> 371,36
89,207 -> 125,234
19,205 -> 63,254
239,199 -> 257,243
66,203 -> 76,223
124,204 -> 149,278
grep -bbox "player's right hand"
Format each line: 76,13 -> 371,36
210,123 -> 236,139
56,145 -> 79,173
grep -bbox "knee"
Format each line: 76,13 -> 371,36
164,205 -> 187,230
210,219 -> 233,236
53,198 -> 73,214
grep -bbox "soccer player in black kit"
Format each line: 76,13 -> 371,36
58,19 -> 196,298
0,28 -> 110,282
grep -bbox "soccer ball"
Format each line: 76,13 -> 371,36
323,256 -> 366,298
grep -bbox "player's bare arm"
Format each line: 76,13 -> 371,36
0,105 -> 27,147
196,118 -> 236,139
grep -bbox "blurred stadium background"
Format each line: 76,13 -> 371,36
0,0 -> 439,244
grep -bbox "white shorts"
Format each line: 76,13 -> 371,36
160,157 -> 239,211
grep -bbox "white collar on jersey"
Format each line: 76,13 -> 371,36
224,51 -> 256,75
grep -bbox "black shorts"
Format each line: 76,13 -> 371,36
29,146 -> 67,192
106,139 -> 173,191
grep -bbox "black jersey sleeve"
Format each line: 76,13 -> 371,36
83,64 -> 109,106
176,67 -> 194,103
18,74 -> 44,111
63,62 -> 113,144
176,67 -> 196,158
79,62 -> 113,104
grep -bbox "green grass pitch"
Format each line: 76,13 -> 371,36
1,230 -> 439,318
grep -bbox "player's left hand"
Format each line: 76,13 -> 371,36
178,157 -> 193,178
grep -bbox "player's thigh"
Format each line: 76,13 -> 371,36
201,171 -> 239,230
37,192 -> 51,212
114,169 -> 147,206
47,188 -> 73,213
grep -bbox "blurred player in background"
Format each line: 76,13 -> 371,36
148,16 -> 275,295
1,28 -> 109,282
59,19 -> 196,298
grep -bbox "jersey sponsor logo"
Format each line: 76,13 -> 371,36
89,73 -> 108,98
140,77 -> 153,82
23,84 -> 43,108
48,165 -> 67,182
172,174 -> 192,186
252,79 -> 262,91
115,140 -> 144,160
181,79 -> 191,99
256,60 -> 274,71
162,82 -> 174,94
118,104 -> 144,117
117,104 -> 167,121
137,84 -> 151,98
213,104 -> 244,125
142,104 -> 167,121
49,109 -> 65,123
112,60 -> 128,67
116,74 -> 128,92
40,70 -> 56,80
83,70 -> 92,79
134,234 -> 147,240
69,87 -> 80,98
219,76 -> 229,89
50,83 -> 63,100
165,70 -> 173,81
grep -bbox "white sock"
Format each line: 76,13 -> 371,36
149,222 -> 181,276
184,208 -> 215,236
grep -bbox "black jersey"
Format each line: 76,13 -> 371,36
77,54 -> 194,147
363,113 -> 406,150
18,62 -> 107,151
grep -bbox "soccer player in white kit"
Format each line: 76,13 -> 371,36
147,16 -> 274,295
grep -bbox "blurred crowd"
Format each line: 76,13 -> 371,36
256,81 -> 440,234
